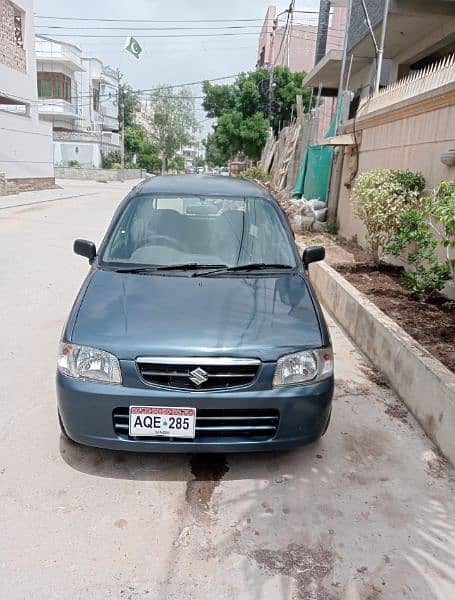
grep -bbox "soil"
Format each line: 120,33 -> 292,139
292,229 -> 454,373
334,262 -> 455,373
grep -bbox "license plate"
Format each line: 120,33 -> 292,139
129,406 -> 196,438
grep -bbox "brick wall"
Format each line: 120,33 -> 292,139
55,167 -> 142,181
0,0 -> 26,72
5,177 -> 55,194
347,0 -> 384,52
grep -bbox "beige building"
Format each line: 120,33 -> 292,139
303,1 -> 455,296
257,4 -> 346,73
0,0 -> 54,192
257,2 -> 347,137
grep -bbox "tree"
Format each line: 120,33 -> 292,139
119,83 -> 140,128
167,155 -> 185,173
124,125 -> 147,157
202,66 -> 314,161
203,133 -> 228,167
136,144 -> 162,173
194,157 -> 206,168
148,87 -> 199,173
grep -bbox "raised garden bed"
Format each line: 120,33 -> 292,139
335,262 -> 455,373
294,231 -> 455,374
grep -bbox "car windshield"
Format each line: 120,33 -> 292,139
101,194 -> 297,269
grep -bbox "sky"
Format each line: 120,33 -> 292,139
34,0 -> 321,137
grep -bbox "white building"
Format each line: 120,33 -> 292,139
177,142 -> 205,169
35,35 -> 120,168
0,0 -> 53,192
135,97 -> 154,138
76,58 -> 120,163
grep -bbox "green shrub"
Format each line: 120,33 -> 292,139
394,169 -> 426,194
137,153 -> 162,173
101,151 -> 122,169
429,180 -> 455,273
325,219 -> 339,235
238,166 -> 268,182
352,168 -> 426,261
386,207 -> 450,298
402,264 -> 451,298
68,160 -> 80,167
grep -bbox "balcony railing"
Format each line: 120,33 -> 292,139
358,53 -> 455,117
38,99 -> 78,118
35,39 -> 83,71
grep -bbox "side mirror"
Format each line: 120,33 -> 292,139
74,239 -> 96,262
303,246 -> 325,267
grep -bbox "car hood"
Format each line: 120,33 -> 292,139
70,269 -> 322,361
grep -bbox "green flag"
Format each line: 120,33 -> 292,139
124,36 -> 142,59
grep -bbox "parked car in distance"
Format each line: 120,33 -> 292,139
219,166 -> 230,176
185,166 -> 196,174
57,175 -> 333,452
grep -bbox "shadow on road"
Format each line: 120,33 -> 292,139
58,434 -> 315,482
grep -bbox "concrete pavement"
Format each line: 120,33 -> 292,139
0,181 -> 454,600
0,178 -> 142,210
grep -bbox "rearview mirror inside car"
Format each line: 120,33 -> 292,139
302,246 -> 325,266
74,239 -> 96,262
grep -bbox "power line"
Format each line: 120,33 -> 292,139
35,24 -> 267,31
137,75 -> 237,92
0,74 -> 237,106
34,13 -> 320,23
34,30 -> 346,42
34,22 -> 347,32
34,32 -> 267,38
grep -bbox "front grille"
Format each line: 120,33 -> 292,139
113,408 -> 279,442
136,357 -> 260,390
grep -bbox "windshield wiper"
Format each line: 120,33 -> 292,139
194,263 -> 295,276
113,263 -> 227,274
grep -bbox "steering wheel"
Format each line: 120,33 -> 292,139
146,234 -> 181,251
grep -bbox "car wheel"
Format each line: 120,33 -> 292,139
321,409 -> 332,436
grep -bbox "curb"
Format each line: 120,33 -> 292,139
309,261 -> 455,465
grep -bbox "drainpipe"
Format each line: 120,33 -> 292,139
314,0 -> 331,65
374,0 -> 391,95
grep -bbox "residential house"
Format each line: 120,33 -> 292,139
303,0 -> 455,296
257,2 -> 346,137
0,0 -> 53,193
35,35 -> 120,168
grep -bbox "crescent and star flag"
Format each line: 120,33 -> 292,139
124,36 -> 142,59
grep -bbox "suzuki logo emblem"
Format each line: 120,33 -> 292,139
189,367 -> 209,386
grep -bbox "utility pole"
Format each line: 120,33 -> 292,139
116,69 -> 125,169
268,5 -> 292,129
374,0 -> 391,95
268,16 -> 278,127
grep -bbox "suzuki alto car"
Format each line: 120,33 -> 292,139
57,175 -> 333,452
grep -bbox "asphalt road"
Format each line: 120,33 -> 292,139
1,180 -> 454,600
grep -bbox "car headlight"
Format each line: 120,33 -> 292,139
57,342 -> 122,384
273,348 -> 333,387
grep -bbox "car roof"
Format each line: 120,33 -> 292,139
135,175 -> 271,199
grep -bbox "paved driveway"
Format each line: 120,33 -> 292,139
0,181 -> 454,600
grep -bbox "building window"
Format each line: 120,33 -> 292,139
93,87 -> 100,112
37,73 -> 72,101
14,14 -> 24,48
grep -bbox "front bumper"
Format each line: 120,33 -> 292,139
57,362 -> 333,453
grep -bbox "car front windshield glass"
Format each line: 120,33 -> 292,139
101,194 -> 297,269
